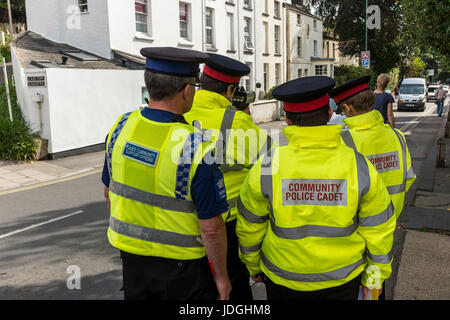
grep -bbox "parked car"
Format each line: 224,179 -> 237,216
398,78 -> 427,111
427,85 -> 439,101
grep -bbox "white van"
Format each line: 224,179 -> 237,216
398,78 -> 427,112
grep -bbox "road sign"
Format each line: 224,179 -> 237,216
427,69 -> 435,76
361,51 -> 370,69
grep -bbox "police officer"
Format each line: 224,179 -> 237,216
101,47 -> 231,300
184,53 -> 274,300
236,76 -> 396,300
329,75 -> 416,299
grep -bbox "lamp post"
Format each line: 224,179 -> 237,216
7,0 -> 14,36
365,0 -> 368,51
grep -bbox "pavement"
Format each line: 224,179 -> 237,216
0,151 -> 104,195
0,103 -> 449,300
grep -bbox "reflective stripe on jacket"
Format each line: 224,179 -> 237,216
106,110 -> 215,260
342,110 -> 416,219
185,89 -> 274,222
236,124 -> 396,291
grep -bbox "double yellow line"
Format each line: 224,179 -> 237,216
400,105 -> 436,132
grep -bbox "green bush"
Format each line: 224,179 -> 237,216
0,84 -> 38,162
334,65 -> 377,89
264,85 -> 279,100
0,33 -> 11,62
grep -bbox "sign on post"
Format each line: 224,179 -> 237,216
361,51 -> 370,69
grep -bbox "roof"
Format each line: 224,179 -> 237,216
12,31 -> 132,70
286,3 -> 322,21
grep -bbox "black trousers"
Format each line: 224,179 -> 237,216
226,219 -> 254,300
120,251 -> 217,300
264,273 -> 362,300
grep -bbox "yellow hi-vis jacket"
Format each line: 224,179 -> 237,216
237,124 -> 396,291
106,110 -> 216,260
185,89 -> 274,222
342,110 -> 416,219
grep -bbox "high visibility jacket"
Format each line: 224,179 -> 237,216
185,90 -> 274,222
237,125 -> 396,291
342,110 -> 416,219
106,110 -> 216,260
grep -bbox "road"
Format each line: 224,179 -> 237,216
0,101 -> 443,299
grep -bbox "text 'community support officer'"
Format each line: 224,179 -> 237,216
236,76 -> 396,300
101,47 -> 231,300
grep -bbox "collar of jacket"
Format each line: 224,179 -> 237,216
193,89 -> 232,109
282,125 -> 343,149
343,110 -> 385,131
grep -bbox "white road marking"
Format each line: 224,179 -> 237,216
0,210 -> 84,240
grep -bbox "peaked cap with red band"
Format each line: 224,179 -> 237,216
272,76 -> 336,113
202,53 -> 250,84
329,75 -> 371,105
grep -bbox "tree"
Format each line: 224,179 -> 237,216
307,0 -> 403,75
0,0 -> 26,23
402,0 -> 450,58
405,57 -> 426,78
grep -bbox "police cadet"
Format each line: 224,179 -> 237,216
101,47 -> 231,300
329,75 -> 416,299
185,53 -> 274,300
236,76 -> 396,300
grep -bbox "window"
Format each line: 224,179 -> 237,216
227,13 -> 234,51
314,40 -> 317,57
179,2 -> 190,40
313,20 -> 317,31
274,1 -> 280,18
264,63 -> 269,92
333,43 -> 336,58
205,8 -> 214,47
297,36 -> 302,57
275,63 -> 281,86
315,65 -> 328,75
297,14 -> 301,25
305,69 -> 308,76
244,17 -> 253,50
244,0 -> 251,9
135,0 -> 150,34
298,69 -> 302,78
78,0 -> 88,13
263,22 -> 269,54
274,25 -> 280,54
326,42 -> 330,58
264,0 -> 269,14
306,24 -> 310,39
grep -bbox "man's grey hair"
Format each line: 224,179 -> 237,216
144,70 -> 194,101
439,84 -> 443,89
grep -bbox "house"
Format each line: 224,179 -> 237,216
11,31 -> 144,158
256,0 -> 287,98
323,31 -> 360,68
285,0 -> 334,80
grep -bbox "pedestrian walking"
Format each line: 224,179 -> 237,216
236,76 -> 396,300
435,85 -> 447,117
373,74 -> 395,128
184,53 -> 274,300
330,76 -> 417,299
101,47 -> 231,300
